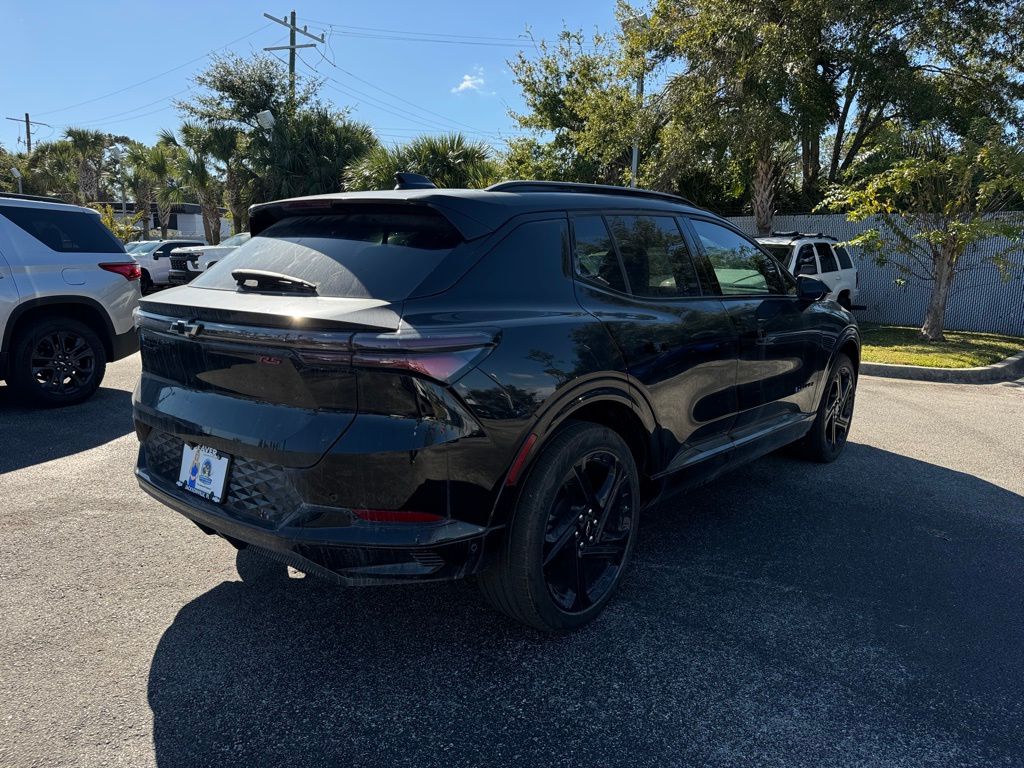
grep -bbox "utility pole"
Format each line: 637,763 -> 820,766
263,10 -> 325,100
4,113 -> 50,154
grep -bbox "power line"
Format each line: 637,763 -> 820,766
34,23 -> 273,117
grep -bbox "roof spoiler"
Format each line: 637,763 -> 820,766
394,172 -> 436,190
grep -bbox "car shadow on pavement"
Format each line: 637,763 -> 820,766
0,385 -> 134,474
147,443 -> 1024,767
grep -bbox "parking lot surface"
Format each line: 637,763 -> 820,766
1,355 -> 1023,767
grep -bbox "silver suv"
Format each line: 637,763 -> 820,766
0,194 -> 141,406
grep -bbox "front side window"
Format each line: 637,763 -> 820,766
572,215 -> 627,294
689,219 -> 788,296
795,244 -> 818,275
0,205 -> 123,253
816,242 -> 839,273
606,215 -> 701,298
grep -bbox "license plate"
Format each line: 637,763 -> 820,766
177,443 -> 231,503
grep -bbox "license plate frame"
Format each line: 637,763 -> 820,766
177,443 -> 231,504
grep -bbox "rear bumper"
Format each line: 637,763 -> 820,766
135,456 -> 500,586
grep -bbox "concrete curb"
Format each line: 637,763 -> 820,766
860,349 -> 1024,383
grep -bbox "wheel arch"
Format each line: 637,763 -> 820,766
2,296 -> 115,371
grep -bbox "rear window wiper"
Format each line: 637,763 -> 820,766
232,269 -> 318,294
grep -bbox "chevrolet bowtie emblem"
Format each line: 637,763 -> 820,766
169,319 -> 204,338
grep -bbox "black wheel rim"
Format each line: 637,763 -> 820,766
824,367 -> 855,449
29,331 -> 96,396
542,450 -> 635,614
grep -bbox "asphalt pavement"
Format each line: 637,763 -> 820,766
1,355 -> 1023,767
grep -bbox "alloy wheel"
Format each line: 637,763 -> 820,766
541,450 -> 635,613
29,331 -> 97,396
824,366 -> 855,449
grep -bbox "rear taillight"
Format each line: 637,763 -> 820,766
100,262 -> 142,281
856,271 -> 860,288
350,329 -> 498,382
352,509 -> 444,524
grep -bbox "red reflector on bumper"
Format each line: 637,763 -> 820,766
352,509 -> 444,524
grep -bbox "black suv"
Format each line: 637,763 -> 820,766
133,180 -> 859,631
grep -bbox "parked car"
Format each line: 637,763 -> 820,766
0,192 -> 141,406
756,232 -> 859,308
133,178 -> 860,631
131,238 -> 205,293
168,232 -> 251,285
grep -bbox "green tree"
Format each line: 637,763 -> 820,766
344,133 -> 498,191
159,124 -> 223,244
824,123 -> 1024,341
63,128 -> 110,204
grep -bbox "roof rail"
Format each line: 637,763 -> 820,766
769,229 -> 837,241
0,191 -> 72,204
486,180 -> 697,208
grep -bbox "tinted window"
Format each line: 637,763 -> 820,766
219,232 -> 251,247
816,242 -> 839,273
834,245 -> 853,270
192,209 -> 462,301
761,244 -> 792,267
690,219 -> 789,296
795,244 -> 818,275
0,205 -> 122,253
573,215 -> 626,293
607,215 -> 700,298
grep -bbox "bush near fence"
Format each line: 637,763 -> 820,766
727,213 -> 1024,336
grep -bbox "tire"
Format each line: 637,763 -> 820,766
799,353 -> 856,462
7,317 -> 107,407
838,292 -> 852,310
140,270 -> 154,295
478,422 -> 640,632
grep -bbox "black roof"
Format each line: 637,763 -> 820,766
248,183 -> 707,240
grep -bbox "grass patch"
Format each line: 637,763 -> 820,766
860,324 -> 1024,368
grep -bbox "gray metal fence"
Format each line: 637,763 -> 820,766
726,212 -> 1024,336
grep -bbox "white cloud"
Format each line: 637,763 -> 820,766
451,67 -> 485,94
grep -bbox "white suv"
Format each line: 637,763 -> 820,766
0,194 -> 141,406
130,238 -> 205,293
757,232 -> 860,309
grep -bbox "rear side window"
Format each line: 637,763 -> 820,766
834,245 -> 853,270
607,215 -> 700,298
573,216 -> 627,293
690,219 -> 790,296
192,209 -> 462,301
0,205 -> 123,253
816,242 -> 839,273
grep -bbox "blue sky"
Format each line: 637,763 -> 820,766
0,0 -> 620,153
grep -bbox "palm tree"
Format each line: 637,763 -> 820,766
124,143 -> 156,239
139,145 -> 181,239
344,133 -> 497,191
63,128 -> 109,204
26,141 -> 79,201
159,124 -> 223,244
205,125 -> 250,234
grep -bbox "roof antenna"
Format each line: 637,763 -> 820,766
394,172 -> 436,190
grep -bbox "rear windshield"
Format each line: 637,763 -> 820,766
190,209 -> 462,300
0,205 -> 123,253
760,244 -> 792,265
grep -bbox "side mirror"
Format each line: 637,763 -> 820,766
797,276 -> 829,302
